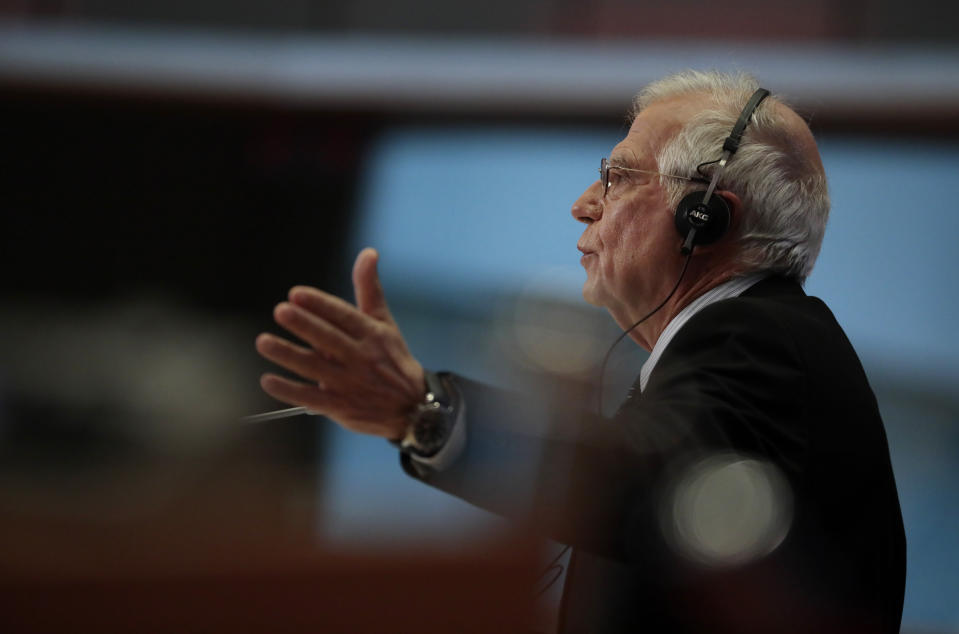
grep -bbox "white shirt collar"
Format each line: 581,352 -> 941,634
638,272 -> 768,392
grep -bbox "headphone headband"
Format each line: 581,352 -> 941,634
723,88 -> 771,155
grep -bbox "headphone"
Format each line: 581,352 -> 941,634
674,88 -> 770,255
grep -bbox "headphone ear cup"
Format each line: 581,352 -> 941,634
674,191 -> 731,249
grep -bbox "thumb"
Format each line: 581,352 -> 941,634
353,247 -> 394,323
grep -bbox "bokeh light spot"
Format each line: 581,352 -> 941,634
663,453 -> 793,567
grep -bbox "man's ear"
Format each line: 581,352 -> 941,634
715,190 -> 743,236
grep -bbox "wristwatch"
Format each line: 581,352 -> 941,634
395,371 -> 457,458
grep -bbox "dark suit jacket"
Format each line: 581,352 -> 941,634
402,276 -> 906,634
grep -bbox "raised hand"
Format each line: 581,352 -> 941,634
256,248 -> 425,439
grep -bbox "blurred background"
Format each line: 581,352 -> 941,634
1,1 -> 957,632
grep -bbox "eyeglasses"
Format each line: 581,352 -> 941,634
599,157 -> 704,198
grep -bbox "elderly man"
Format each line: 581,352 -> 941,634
255,71 -> 905,633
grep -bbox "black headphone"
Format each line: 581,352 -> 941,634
674,88 -> 770,255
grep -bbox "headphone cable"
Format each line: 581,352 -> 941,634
596,252 -> 693,417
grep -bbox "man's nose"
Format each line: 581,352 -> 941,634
571,180 -> 603,224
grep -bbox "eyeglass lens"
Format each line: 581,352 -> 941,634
599,157 -> 609,197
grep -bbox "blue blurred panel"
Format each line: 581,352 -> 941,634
351,126 -> 623,306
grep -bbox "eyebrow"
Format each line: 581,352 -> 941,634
608,154 -> 638,168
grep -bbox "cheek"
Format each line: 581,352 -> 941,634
600,209 -> 675,280
598,218 -> 643,279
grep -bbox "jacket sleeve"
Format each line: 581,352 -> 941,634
402,298 -> 810,564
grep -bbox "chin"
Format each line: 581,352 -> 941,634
581,282 -> 604,308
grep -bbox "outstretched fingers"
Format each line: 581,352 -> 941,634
256,333 -> 341,383
274,302 -> 358,360
288,286 -> 372,338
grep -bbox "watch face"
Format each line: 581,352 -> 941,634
413,406 -> 449,451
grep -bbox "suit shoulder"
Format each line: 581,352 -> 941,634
672,278 -> 839,354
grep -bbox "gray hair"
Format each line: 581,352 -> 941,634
633,70 -> 829,282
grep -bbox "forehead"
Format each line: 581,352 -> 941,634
610,96 -> 697,164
